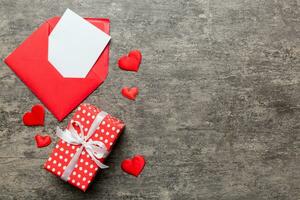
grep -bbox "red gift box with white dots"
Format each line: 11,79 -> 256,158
44,103 -> 125,191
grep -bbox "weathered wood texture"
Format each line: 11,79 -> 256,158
0,0 -> 299,199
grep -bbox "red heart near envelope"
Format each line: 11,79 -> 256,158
4,9 -> 110,121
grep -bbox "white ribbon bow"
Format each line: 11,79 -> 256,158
56,111 -> 108,181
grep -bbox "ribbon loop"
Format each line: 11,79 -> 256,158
56,111 -> 108,181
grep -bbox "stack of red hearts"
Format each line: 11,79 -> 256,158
117,50 -> 146,176
118,50 -> 141,101
44,103 -> 125,191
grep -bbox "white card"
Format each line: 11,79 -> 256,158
48,9 -> 111,78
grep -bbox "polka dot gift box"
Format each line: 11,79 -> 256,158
44,103 -> 125,191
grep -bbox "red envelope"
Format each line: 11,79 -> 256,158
4,17 -> 110,121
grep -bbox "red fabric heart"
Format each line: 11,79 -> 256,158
121,155 -> 145,177
35,134 -> 51,148
118,50 -> 142,72
121,87 -> 139,100
23,104 -> 45,126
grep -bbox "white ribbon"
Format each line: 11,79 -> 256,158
56,111 -> 108,181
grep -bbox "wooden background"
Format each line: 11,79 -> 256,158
0,0 -> 299,199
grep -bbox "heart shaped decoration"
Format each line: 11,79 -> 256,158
23,104 -> 45,126
121,87 -> 139,100
35,134 -> 51,148
121,155 -> 145,177
118,50 -> 142,72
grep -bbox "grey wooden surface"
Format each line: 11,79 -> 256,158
0,0 -> 299,199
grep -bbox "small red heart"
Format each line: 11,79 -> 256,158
121,155 -> 145,177
121,87 -> 139,100
118,50 -> 142,72
35,134 -> 51,148
23,104 -> 45,126
128,50 -> 142,64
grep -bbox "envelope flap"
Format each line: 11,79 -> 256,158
4,16 -> 110,121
